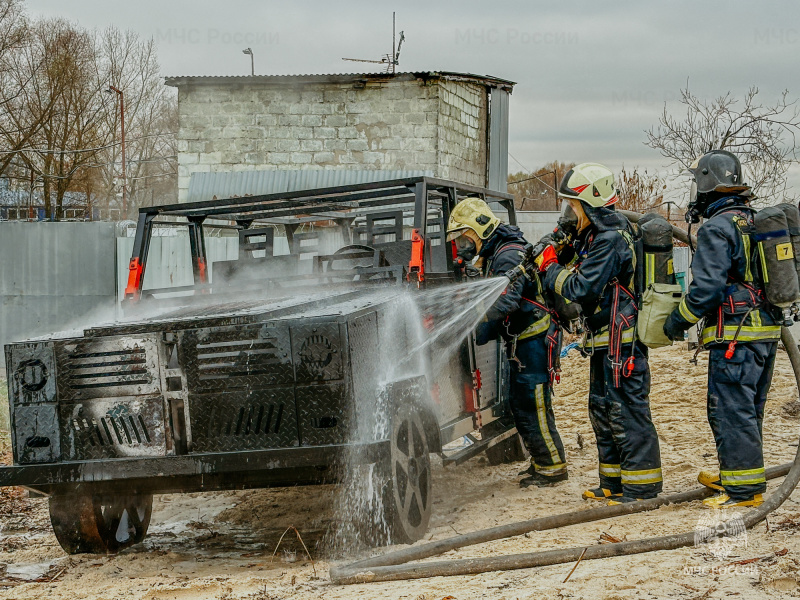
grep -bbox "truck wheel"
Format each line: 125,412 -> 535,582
385,403 -> 432,544
486,432 -> 528,465
49,492 -> 153,554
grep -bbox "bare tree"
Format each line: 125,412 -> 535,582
508,161 -> 575,211
96,27 -> 177,217
5,19 -> 107,218
0,17 -> 177,220
616,166 -> 667,213
0,0 -> 26,68
646,85 -> 800,204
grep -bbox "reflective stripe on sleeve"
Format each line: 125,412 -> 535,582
678,298 -> 702,324
554,270 -> 571,297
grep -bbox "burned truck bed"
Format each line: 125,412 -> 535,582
2,177 -> 522,553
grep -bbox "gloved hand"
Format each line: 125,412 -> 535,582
464,264 -> 481,278
663,311 -> 686,341
535,245 -> 558,272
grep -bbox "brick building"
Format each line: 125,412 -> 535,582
165,71 -> 514,203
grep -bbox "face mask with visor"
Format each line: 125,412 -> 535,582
453,232 -> 478,262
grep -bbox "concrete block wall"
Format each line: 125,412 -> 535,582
175,76 -> 492,202
437,80 -> 487,187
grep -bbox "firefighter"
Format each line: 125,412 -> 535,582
540,163 -> 663,503
663,150 -> 781,508
446,197 -> 568,487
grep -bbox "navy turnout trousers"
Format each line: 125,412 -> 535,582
589,343 -> 663,498
509,337 -> 567,476
707,341 -> 777,499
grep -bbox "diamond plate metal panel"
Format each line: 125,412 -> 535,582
6,341 -> 57,405
55,335 -> 161,402
291,322 -> 343,383
188,388 -> 299,452
347,312 -> 379,404
474,339 -> 499,408
432,353 -> 469,424
13,404 -> 60,464
296,382 -> 350,446
345,311 -> 384,442
180,323 -> 294,392
59,396 -> 166,460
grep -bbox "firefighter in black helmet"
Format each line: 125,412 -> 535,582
540,163 -> 663,504
664,149 -> 781,508
447,198 -> 568,487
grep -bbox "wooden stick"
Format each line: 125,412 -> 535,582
271,526 -> 294,563
562,547 -> 587,583
292,526 -> 317,578
270,525 -> 316,578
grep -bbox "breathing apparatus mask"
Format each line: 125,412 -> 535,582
453,233 -> 478,262
685,180 -> 702,224
555,201 -> 579,245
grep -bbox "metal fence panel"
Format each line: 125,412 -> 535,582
515,211 -> 560,243
0,222 -> 117,349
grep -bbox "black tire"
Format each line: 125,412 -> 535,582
49,492 -> 153,554
383,402 -> 433,545
485,432 -> 528,466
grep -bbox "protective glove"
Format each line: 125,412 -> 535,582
464,264 -> 481,278
535,245 -> 558,272
663,310 -> 687,341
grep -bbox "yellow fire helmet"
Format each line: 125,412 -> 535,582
446,197 -> 501,242
558,163 -> 618,208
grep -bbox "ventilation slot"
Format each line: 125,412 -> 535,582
66,348 -> 150,390
72,414 -> 151,446
211,403 -> 284,437
196,338 -> 282,381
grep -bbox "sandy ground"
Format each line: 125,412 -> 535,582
2,343 -> 800,600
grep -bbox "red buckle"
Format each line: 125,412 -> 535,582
624,356 -> 635,377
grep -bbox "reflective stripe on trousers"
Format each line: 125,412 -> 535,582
621,467 -> 663,486
720,467 -> 766,487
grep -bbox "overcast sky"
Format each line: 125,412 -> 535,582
25,0 -> 800,198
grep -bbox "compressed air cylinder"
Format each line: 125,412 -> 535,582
778,202 -> 800,292
639,213 -> 676,286
754,206 -> 800,307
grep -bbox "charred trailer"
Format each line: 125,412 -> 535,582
1,178 -> 522,553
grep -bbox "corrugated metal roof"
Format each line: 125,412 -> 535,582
165,71 -> 516,89
187,169 -> 434,203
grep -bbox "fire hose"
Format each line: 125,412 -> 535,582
330,211 -> 800,584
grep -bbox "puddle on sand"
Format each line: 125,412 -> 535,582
4,558 -> 65,581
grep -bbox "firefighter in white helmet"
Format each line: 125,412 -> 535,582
539,163 -> 663,504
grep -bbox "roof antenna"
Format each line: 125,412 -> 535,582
342,12 -> 404,74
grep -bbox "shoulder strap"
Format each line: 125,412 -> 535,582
727,209 -> 758,284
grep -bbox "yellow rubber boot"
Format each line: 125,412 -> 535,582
697,471 -> 724,491
582,487 -> 622,501
702,493 -> 763,509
